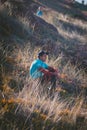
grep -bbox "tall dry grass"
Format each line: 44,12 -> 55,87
13,44 -> 87,124
0,35 -> 87,130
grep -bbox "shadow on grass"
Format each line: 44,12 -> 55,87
0,109 -> 87,130
0,11 -> 30,43
54,18 -> 87,35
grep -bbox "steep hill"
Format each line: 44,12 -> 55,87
0,0 -> 87,130
0,0 -> 87,71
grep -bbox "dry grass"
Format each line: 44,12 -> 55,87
0,0 -> 87,129
9,44 -> 87,122
0,37 -> 87,130
42,6 -> 87,44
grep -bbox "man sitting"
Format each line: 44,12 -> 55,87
29,50 -> 58,94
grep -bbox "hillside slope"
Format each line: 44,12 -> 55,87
0,0 -> 87,130
0,0 -> 87,71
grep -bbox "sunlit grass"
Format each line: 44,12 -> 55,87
0,41 -> 87,130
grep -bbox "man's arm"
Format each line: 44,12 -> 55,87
39,67 -> 54,75
38,67 -> 58,77
48,66 -> 57,72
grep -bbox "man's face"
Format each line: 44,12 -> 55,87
40,54 -> 47,62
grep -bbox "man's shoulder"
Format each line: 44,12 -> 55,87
31,59 -> 41,65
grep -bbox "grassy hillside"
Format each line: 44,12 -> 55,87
0,0 -> 87,130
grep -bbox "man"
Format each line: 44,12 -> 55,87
36,6 -> 43,17
30,50 -> 58,93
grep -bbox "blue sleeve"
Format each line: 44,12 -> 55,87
44,63 -> 49,69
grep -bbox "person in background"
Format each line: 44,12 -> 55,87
36,6 -> 43,17
30,50 -> 59,93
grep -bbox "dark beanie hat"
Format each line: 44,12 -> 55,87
38,50 -> 49,57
